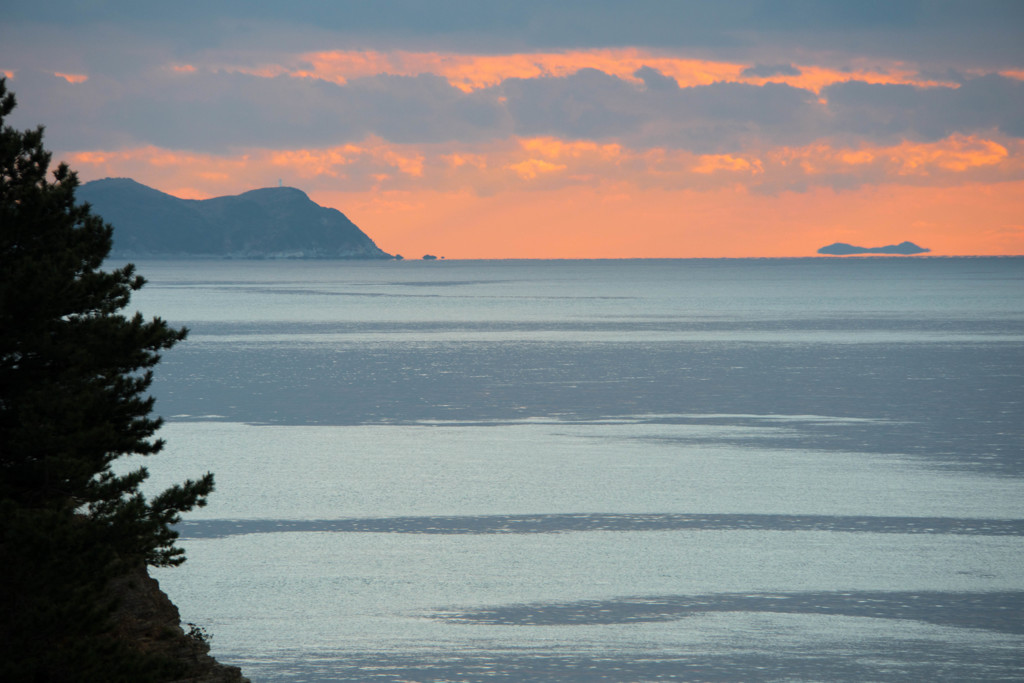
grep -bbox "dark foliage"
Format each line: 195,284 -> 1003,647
0,79 -> 214,681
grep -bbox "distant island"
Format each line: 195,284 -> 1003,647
79,178 -> 393,259
818,241 -> 930,256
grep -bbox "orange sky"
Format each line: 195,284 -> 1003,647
66,129 -> 1024,258
6,2 -> 1024,258
13,39 -> 1019,257
315,182 -> 1024,259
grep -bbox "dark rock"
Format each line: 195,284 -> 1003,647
107,565 -> 249,683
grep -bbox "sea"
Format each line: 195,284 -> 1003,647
115,257 -> 1024,682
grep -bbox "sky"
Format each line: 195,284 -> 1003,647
3,1 -> 1023,258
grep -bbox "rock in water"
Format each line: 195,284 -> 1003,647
818,241 -> 930,255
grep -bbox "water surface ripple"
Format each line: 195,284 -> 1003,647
177,513 -> 1024,538
435,590 -> 1024,633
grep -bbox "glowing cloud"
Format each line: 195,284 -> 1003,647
890,136 -> 1009,174
65,133 -> 1024,204
520,137 -> 622,160
197,48 -> 956,95
54,72 -> 88,84
506,158 -> 567,180
693,154 -> 764,175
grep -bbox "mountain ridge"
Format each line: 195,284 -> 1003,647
78,178 -> 392,259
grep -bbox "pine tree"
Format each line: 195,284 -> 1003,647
0,79 -> 215,680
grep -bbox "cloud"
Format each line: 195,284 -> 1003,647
824,74 -> 1024,143
216,48 -> 957,94
291,49 -> 745,92
11,48 -> 1023,164
499,70 -> 829,152
635,66 -> 680,91
10,67 -> 511,152
741,63 -> 801,78
500,68 -> 644,140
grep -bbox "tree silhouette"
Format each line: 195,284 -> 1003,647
0,79 -> 215,680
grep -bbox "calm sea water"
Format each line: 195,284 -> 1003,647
120,258 -> 1024,682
